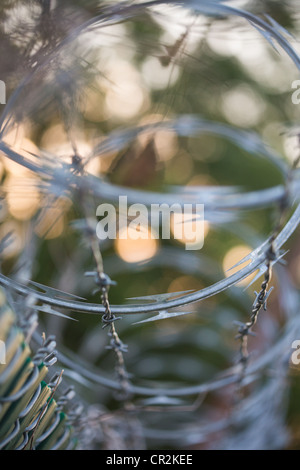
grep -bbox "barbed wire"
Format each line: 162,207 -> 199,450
1,0 -> 300,450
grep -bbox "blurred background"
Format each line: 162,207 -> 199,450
1,0 -> 300,450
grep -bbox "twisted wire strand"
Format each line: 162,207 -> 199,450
0,0 -> 299,450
